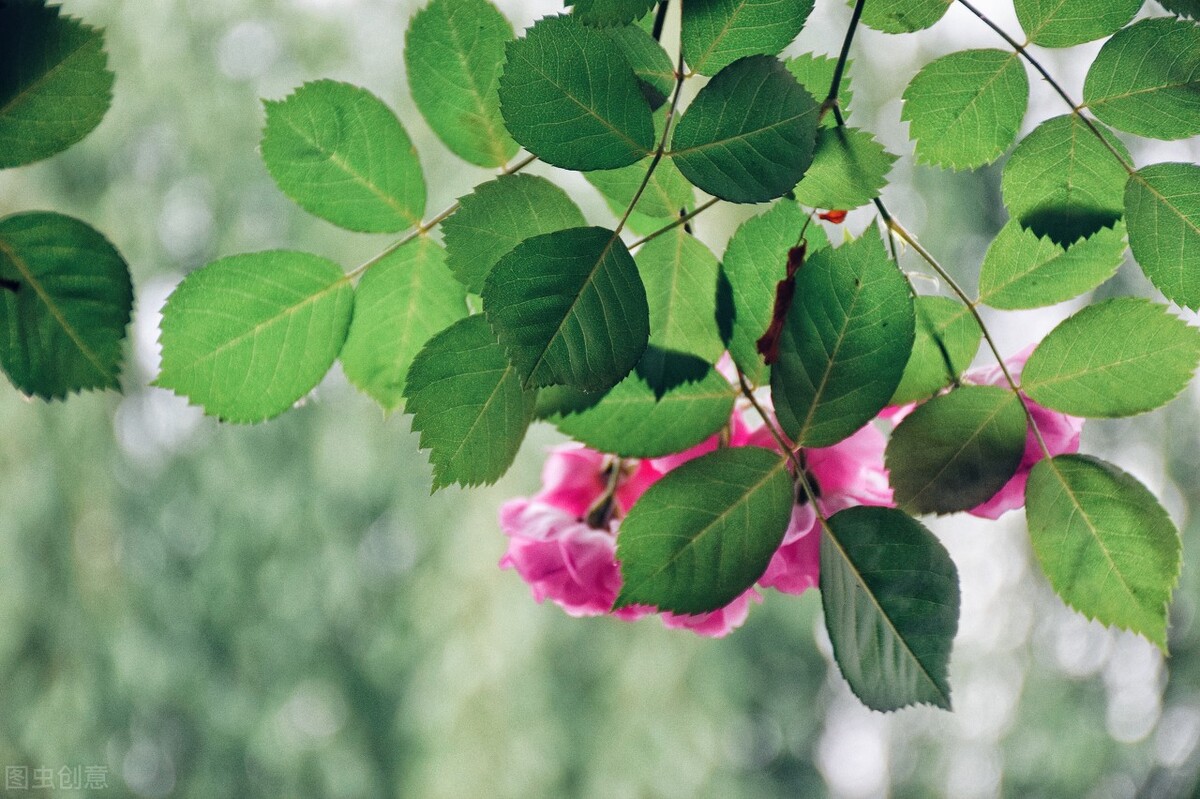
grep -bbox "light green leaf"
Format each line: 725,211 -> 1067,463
442,174 -> 587,294
614,446 -> 793,613
586,122 -> 695,222
785,53 -> 854,126
792,126 -> 897,210
901,49 -> 1028,170
670,55 -> 820,203
1026,455 -> 1181,651
721,200 -> 829,386
605,23 -> 675,108
681,0 -> 815,77
569,0 -> 658,25
890,296 -> 981,405
403,315 -> 537,490
821,506 -> 959,711
885,385 -> 1027,514
859,0 -> 951,33
772,233 -> 915,447
1124,162 -> 1200,311
978,220 -> 1126,310
1083,18 -> 1200,141
1021,297 -> 1200,418
546,357 -> 736,457
636,226 -> 724,361
0,212 -> 132,399
999,114 -> 1132,246
1015,0 -> 1141,47
0,3 -> 113,168
340,237 -> 466,411
405,0 -> 517,168
155,250 -> 354,423
498,14 -> 654,171
482,226 -> 649,391
261,80 -> 425,232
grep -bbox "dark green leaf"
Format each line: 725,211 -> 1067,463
261,80 -> 425,232
1022,297 -> 1200,418
792,126 -> 897,210
999,114 -> 1132,246
0,212 -> 131,398
155,251 -> 354,423
671,55 -> 820,203
1159,0 -> 1200,17
721,200 -> 829,386
890,296 -> 981,405
977,220 -> 1126,310
605,23 -> 675,108
901,49 -> 1028,170
820,506 -> 960,711
482,226 -> 649,391
636,226 -> 724,361
498,15 -> 655,170
0,3 -> 113,168
340,237 -> 466,411
569,0 -> 658,25
681,0 -> 815,77
772,233 -> 915,447
405,0 -> 518,167
404,315 -> 537,490
1015,0 -> 1141,47
442,174 -> 587,294
859,0 -> 951,33
1026,455 -> 1181,651
547,357 -> 736,457
885,385 -> 1027,514
614,446 -> 793,613
1124,162 -> 1200,310
1083,18 -> 1200,141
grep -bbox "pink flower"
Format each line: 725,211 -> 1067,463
535,444 -> 660,518
966,347 -> 1084,519
660,589 -> 762,638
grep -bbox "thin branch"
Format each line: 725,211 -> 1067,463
628,197 -> 720,248
822,0 -> 867,120
954,0 -> 1136,175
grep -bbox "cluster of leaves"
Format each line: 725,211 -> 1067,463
0,0 -> 133,399
144,0 -> 1200,711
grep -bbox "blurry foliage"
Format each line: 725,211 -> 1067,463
0,0 -> 1198,796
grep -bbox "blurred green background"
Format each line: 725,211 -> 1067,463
2,1 -> 1199,796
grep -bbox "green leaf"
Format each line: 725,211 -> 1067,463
340,237 -> 466,411
1015,0 -> 1141,47
547,358 -> 737,457
721,200 -> 829,386
859,0 -> 951,33
636,226 -> 724,361
1124,162 -> 1200,311
890,296 -> 981,405
403,315 -> 537,490
1021,297 -> 1200,418
901,49 -> 1028,170
0,212 -> 132,399
482,226 -> 649,391
999,114 -> 1132,246
441,174 -> 587,295
1159,0 -> 1200,17
498,14 -> 654,171
586,135 -> 695,222
1083,18 -> 1200,141
784,53 -> 854,126
404,0 -> 518,168
569,0 -> 658,26
0,3 -> 113,168
885,386 -> 1027,515
771,233 -> 915,447
681,0 -> 815,77
978,220 -> 1126,310
820,506 -> 959,711
155,250 -> 354,423
670,55 -> 820,203
261,80 -> 425,232
614,446 -> 793,613
792,126 -> 897,210
1026,455 -> 1181,651
605,23 -> 676,109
